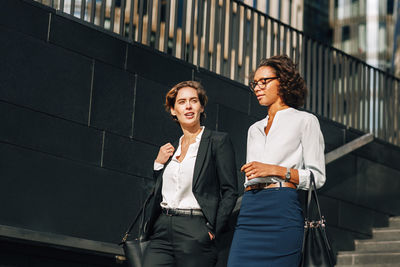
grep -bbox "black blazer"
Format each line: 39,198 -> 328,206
142,128 -> 238,240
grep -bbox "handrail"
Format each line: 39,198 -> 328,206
325,133 -> 374,164
0,224 -> 123,255
35,0 -> 400,146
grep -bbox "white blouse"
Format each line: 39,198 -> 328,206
245,108 -> 326,190
154,127 -> 205,209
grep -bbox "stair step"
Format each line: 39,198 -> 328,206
355,240 -> 400,252
336,252 -> 400,265
389,217 -> 400,228
372,229 -> 400,241
335,217 -> 400,266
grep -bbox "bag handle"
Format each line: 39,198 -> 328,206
120,149 -> 175,244
302,171 -> 324,258
120,188 -> 155,244
304,171 -> 324,223
301,171 -> 334,267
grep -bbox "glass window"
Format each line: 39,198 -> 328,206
367,0 -> 379,16
344,0 -> 351,19
379,22 -> 386,53
379,0 -> 387,15
359,0 -> 366,16
358,23 -> 366,53
342,25 -> 350,41
338,0 -> 350,19
351,0 -> 359,16
387,0 -> 394,14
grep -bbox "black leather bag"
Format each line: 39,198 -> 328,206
120,189 -> 154,267
300,172 -> 335,267
122,238 -> 149,267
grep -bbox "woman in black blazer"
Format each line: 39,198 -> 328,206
142,81 -> 238,267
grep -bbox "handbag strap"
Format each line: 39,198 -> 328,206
120,148 -> 175,244
305,171 -> 323,222
120,188 -> 155,244
302,171 -> 322,256
301,171 -> 334,267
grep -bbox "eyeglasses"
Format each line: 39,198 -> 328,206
249,77 -> 278,92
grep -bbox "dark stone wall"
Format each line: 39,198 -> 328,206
316,124 -> 400,252
1,0 -> 400,265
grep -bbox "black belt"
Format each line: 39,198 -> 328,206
162,208 -> 204,217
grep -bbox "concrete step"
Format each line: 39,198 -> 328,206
355,240 -> 400,252
335,218 -> 400,266
336,251 -> 400,265
372,228 -> 400,241
389,217 -> 400,228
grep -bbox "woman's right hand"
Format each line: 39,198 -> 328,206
241,161 -> 276,179
155,143 -> 175,164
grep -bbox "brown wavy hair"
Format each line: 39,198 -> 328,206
252,55 -> 307,108
165,80 -> 208,123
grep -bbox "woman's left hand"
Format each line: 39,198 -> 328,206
241,161 -> 276,180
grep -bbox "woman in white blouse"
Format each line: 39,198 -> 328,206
227,55 -> 326,267
142,81 -> 238,267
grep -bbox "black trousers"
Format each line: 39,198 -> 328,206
142,213 -> 217,267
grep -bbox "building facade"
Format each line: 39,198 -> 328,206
329,0 -> 395,72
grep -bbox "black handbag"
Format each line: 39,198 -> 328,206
120,189 -> 154,267
300,172 -> 335,267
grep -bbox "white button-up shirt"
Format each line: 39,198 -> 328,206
245,108 -> 326,190
154,127 -> 205,209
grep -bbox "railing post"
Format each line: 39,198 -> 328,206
33,0 -> 400,146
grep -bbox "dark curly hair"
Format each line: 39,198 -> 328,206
165,80 -> 208,123
252,55 -> 307,108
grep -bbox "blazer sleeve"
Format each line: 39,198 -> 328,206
214,133 -> 238,236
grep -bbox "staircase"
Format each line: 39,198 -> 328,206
336,217 -> 400,266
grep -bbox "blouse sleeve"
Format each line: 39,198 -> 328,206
153,161 -> 164,171
297,114 -> 326,190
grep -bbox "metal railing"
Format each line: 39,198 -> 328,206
36,0 -> 400,145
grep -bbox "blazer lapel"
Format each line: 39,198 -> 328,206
192,128 -> 211,188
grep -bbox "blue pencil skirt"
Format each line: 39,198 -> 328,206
227,187 -> 304,267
